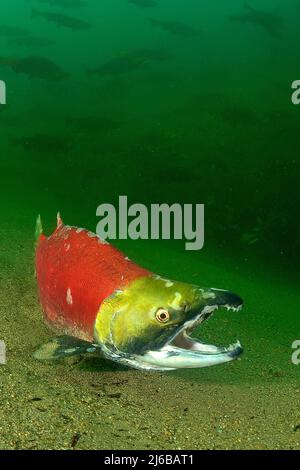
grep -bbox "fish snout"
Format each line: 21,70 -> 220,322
206,288 -> 243,311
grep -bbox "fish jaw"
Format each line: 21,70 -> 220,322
130,341 -> 243,371
114,300 -> 243,371
94,277 -> 244,371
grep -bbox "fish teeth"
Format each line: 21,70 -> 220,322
226,340 -> 241,352
224,304 -> 243,312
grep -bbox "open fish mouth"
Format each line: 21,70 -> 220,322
132,290 -> 244,371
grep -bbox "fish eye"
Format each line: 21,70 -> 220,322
155,308 -> 170,323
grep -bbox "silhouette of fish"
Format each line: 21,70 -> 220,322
7,36 -> 55,48
0,56 -> 69,80
219,105 -> 258,127
88,48 -> 171,77
66,115 -> 121,133
129,48 -> 172,62
128,0 -> 157,8
0,25 -> 30,38
149,18 -> 201,37
31,8 -> 91,30
37,0 -> 87,7
88,55 -> 147,77
230,3 -> 284,38
14,133 -> 72,153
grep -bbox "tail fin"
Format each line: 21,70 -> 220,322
35,214 -> 44,248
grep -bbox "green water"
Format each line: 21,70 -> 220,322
0,0 -> 299,450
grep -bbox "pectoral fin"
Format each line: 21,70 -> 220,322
33,335 -> 100,361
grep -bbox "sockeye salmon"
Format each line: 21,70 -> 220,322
34,214 -> 244,371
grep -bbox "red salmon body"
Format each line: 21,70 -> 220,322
35,221 -> 150,341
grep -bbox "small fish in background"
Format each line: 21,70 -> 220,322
37,0 -> 88,8
13,133 -> 73,153
87,55 -> 148,77
218,105 -> 259,127
87,48 -> 171,77
241,217 -> 265,246
149,18 -> 201,37
129,47 -> 172,62
31,8 -> 91,30
0,56 -> 69,80
65,115 -> 121,133
128,0 -> 158,8
0,25 -> 30,38
0,114 -> 20,127
7,36 -> 55,48
230,3 -> 284,38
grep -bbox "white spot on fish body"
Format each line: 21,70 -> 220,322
170,292 -> 182,310
66,288 -> 73,305
59,226 -> 72,240
165,281 -> 174,288
202,292 -> 216,299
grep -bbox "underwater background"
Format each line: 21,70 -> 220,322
0,0 -> 299,450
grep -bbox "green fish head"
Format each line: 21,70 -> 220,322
95,275 -> 243,371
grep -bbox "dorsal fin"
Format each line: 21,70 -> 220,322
35,214 -> 45,247
57,212 -> 63,228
